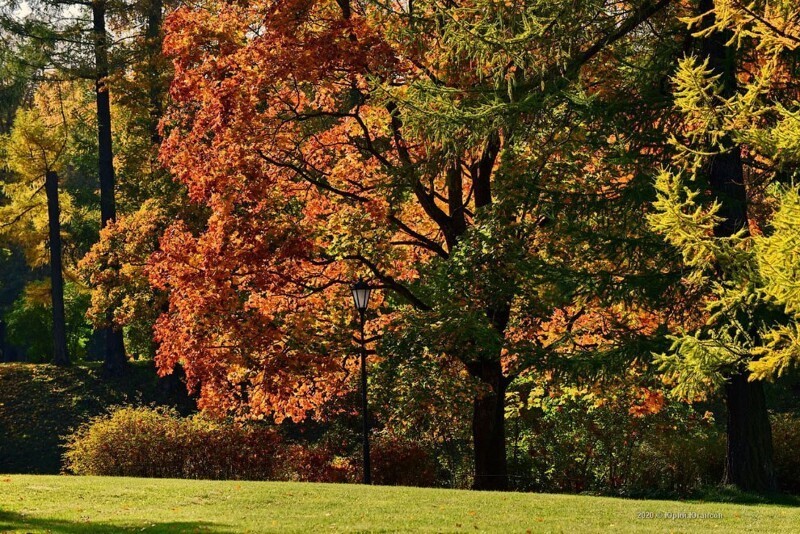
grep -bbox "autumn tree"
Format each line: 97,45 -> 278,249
1,83 -> 80,365
1,0 -> 176,374
153,0 -> 683,489
649,0 -> 800,491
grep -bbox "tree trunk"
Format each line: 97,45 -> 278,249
699,0 -> 776,492
146,0 -> 164,144
723,371 -> 776,491
45,171 -> 69,367
93,0 -> 127,376
468,359 -> 508,491
0,321 -> 5,362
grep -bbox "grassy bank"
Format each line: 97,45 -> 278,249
1,475 -> 799,532
0,363 -> 193,474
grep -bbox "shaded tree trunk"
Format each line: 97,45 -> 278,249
724,372 -> 776,491
146,0 -> 164,144
0,321 -> 5,362
468,359 -> 508,491
45,171 -> 69,367
465,135 -> 508,491
93,0 -> 127,376
699,0 -> 776,492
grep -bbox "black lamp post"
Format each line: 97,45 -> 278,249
351,280 -> 373,484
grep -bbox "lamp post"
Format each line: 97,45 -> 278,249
351,280 -> 372,484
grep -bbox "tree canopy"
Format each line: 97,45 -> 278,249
1,0 -> 799,492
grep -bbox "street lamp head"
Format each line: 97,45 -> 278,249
351,280 -> 372,313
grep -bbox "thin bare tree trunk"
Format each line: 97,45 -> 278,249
45,170 -> 69,366
93,0 -> 127,376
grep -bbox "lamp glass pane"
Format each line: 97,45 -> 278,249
351,285 -> 371,311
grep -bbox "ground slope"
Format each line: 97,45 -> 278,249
0,475 -> 799,533
0,363 -> 193,474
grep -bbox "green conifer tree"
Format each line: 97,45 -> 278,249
649,0 -> 799,492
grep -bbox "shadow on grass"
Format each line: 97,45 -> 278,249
689,486 -> 800,507
0,510 -> 230,533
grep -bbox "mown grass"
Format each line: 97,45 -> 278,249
1,475 -> 799,533
0,363 -> 193,474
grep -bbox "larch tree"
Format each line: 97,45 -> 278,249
649,0 -> 800,492
152,0 -> 682,489
1,83 -> 79,366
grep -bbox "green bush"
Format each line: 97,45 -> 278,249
5,292 -> 51,363
64,406 -> 283,480
772,412 -> 800,494
508,388 -> 724,497
626,412 -> 724,496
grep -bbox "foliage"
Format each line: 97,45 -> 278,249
64,406 -> 436,486
771,412 -> 800,494
150,0 -> 683,449
64,406 -> 284,480
750,187 -> 800,380
3,0 -> 800,497
0,245 -> 31,333
0,36 -> 38,135
1,83 -> 72,266
75,0 -> 193,358
79,200 -> 171,359
507,374 -> 723,497
4,280 -> 92,362
1,80 -> 100,269
0,362 -> 194,474
278,442 -> 356,483
65,405 -> 440,486
648,2 -> 800,400
2,0 -> 183,374
371,434 -> 439,487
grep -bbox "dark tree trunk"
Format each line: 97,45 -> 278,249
699,0 -> 776,492
468,359 -> 508,491
0,321 -> 5,362
45,171 -> 69,367
93,0 -> 127,376
724,372 -> 776,491
146,0 -> 164,144
464,135 -> 508,491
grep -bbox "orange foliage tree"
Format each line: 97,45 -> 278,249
152,0 -> 684,489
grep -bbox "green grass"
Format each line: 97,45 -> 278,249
0,363 -> 193,474
1,475 -> 799,533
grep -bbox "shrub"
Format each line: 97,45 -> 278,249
772,412 -> 800,494
371,435 -> 438,487
280,443 -> 355,483
65,406 -> 445,486
5,281 -> 93,362
64,406 -> 282,480
508,386 -> 724,497
626,412 -> 724,496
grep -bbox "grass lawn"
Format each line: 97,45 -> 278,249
1,475 -> 799,533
